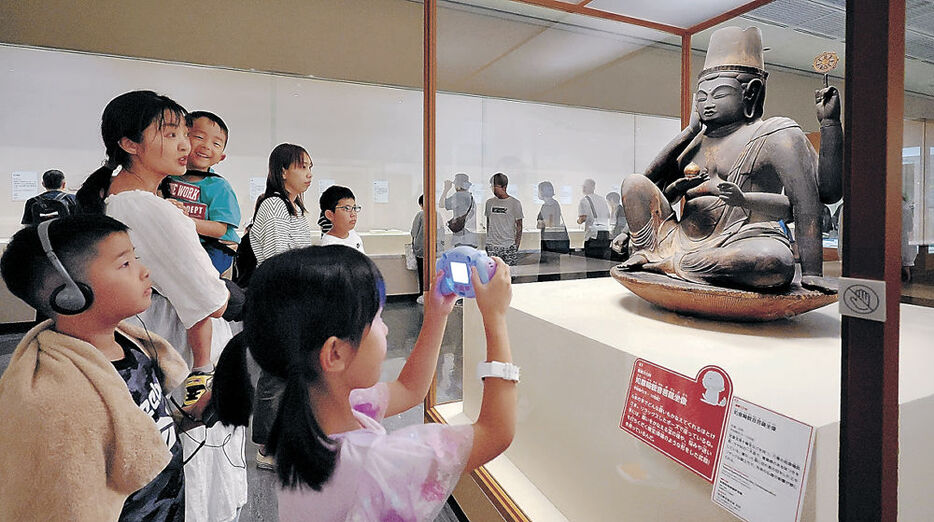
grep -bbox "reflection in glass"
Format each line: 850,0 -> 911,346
579,178 -> 612,259
439,173 -> 479,248
536,181 -> 570,256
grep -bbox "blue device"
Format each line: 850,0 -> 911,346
436,246 -> 496,298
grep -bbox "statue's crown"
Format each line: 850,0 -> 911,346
699,26 -> 767,79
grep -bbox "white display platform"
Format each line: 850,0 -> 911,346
441,279 -> 934,521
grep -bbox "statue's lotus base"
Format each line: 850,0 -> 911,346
610,267 -> 837,321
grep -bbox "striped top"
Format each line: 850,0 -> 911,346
250,196 -> 313,265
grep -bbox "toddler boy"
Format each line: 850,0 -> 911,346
165,111 -> 241,276
319,185 -> 366,253
0,215 -> 195,520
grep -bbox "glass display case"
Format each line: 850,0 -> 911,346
1,0 -> 932,520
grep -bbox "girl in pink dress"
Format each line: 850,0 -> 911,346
213,246 -> 517,521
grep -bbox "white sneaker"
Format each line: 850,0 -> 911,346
416,294 -> 425,305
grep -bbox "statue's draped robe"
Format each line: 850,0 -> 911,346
629,117 -> 798,287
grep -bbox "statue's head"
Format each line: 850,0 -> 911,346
696,27 -> 768,124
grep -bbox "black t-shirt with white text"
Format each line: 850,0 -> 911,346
112,333 -> 185,521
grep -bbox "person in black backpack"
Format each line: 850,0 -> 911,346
21,169 -> 77,224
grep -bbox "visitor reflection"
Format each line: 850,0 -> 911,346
577,178 -> 610,259
607,190 -> 629,260
439,173 -> 477,248
820,205 -> 833,236
536,181 -> 569,255
903,197 -> 919,283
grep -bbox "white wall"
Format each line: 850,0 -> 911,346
0,44 -> 681,240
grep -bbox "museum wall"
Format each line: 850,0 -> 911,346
2,0 -> 933,242
0,44 -> 681,239
4,0 -> 933,125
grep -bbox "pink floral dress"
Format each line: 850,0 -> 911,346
277,383 -> 474,522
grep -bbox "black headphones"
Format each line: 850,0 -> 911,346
37,219 -> 94,315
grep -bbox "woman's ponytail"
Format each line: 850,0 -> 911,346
268,373 -> 338,491
76,165 -> 116,215
212,332 -> 254,427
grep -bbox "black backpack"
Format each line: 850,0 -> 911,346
232,225 -> 257,288
30,192 -> 73,223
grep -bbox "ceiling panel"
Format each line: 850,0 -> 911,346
745,0 -> 838,31
586,0 -> 752,29
440,0 -> 934,98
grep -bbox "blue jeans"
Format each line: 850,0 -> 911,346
204,244 -> 234,275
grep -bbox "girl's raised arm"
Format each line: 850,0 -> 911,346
463,259 -> 517,472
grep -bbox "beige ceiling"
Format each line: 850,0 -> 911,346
441,0 -> 934,98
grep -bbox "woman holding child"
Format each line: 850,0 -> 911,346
76,90 -> 246,521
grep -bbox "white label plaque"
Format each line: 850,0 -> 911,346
372,180 -> 389,203
249,177 -> 265,203
712,398 -> 814,522
12,171 -> 39,201
559,185 -> 573,204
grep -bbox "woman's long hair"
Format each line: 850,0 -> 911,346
76,91 -> 187,214
213,246 -> 385,490
255,143 -> 310,217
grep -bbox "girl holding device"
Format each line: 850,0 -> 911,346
212,246 -> 518,521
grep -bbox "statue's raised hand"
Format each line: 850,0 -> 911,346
815,86 -> 840,123
717,181 -> 746,207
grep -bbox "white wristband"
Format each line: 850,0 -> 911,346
477,361 -> 520,383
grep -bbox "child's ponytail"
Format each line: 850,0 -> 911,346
234,247 -> 385,490
212,332 -> 254,427
268,372 -> 338,491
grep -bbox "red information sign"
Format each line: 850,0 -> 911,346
620,359 -> 733,482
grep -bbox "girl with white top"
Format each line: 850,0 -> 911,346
76,90 -> 246,521
247,143 -> 314,468
213,247 -> 518,521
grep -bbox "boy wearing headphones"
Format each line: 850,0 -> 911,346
0,215 -> 204,520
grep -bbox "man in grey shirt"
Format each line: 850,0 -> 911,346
484,173 -> 523,266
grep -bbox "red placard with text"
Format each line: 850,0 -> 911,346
620,359 -> 733,482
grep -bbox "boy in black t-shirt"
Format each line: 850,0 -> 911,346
0,215 -> 206,520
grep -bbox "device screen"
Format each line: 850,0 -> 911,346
450,261 -> 470,284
